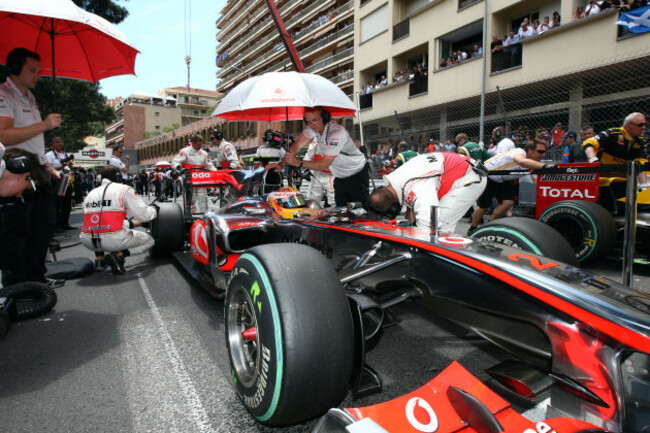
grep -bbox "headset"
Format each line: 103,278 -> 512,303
4,154 -> 34,174
213,130 -> 223,141
493,126 -> 503,139
263,129 -> 285,148
304,107 -> 331,124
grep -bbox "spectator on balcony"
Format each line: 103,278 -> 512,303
552,11 -> 561,27
539,16 -> 551,32
584,0 -> 603,16
380,75 -> 387,86
491,35 -> 503,71
531,20 -> 540,34
518,19 -> 534,39
472,44 -> 483,57
439,58 -> 448,69
457,51 -> 469,62
573,5 -> 585,20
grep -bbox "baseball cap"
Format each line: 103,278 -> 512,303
563,131 -> 577,139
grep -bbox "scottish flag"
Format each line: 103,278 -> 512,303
617,6 -> 650,33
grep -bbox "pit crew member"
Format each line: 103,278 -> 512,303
304,138 -> 335,207
255,129 -> 286,168
80,166 -> 157,274
0,47 -> 63,288
0,144 -> 44,197
210,130 -> 240,169
456,133 -> 490,162
172,134 -> 216,214
468,139 -> 549,234
368,153 -> 487,233
582,112 -> 647,190
395,141 -> 418,168
109,145 -> 129,174
280,107 -> 369,208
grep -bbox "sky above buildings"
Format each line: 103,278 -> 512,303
99,0 -> 227,99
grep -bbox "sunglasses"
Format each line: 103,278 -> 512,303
632,122 -> 646,127
536,149 -> 547,154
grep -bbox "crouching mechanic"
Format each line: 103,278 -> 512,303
172,134 -> 217,214
368,152 -> 487,233
80,166 -> 158,274
211,130 -> 240,169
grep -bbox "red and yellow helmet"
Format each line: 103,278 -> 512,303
268,187 -> 307,219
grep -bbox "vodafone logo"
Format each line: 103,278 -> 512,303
405,397 -> 438,432
192,172 -> 213,179
91,214 -> 100,224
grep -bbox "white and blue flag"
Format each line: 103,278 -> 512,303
616,6 -> 650,33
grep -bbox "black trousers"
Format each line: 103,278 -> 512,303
52,177 -> 72,228
0,170 -> 56,284
334,163 -> 370,208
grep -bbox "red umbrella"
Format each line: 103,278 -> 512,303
0,0 -> 138,90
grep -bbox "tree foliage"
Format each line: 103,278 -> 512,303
73,0 -> 129,25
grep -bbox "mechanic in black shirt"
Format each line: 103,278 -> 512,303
582,112 -> 647,191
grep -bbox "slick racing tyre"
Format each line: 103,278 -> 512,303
0,282 -> 57,321
538,200 -> 616,265
225,243 -> 354,426
470,217 -> 579,267
149,202 -> 185,258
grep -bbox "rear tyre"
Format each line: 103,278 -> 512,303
470,216 -> 580,267
0,282 -> 57,321
225,243 -> 354,426
149,202 -> 185,258
538,200 -> 617,265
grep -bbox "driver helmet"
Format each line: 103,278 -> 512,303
268,187 -> 307,219
264,129 -> 285,148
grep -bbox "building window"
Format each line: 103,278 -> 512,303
437,20 -> 483,70
155,111 -> 160,116
155,125 -> 160,130
360,3 -> 388,43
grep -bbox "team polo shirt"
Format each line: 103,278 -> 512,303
301,122 -> 365,178
0,77 -> 45,163
109,156 -> 126,171
484,148 -> 526,182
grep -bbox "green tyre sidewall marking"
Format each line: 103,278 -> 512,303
472,226 -> 544,255
235,253 -> 284,423
539,203 -> 597,261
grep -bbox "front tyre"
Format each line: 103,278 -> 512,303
225,243 -> 354,426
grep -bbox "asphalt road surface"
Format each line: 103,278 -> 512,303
1,206 -> 649,433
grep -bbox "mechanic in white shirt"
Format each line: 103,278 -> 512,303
80,165 -> 158,274
172,134 -> 216,215
304,139 -> 335,208
210,130 -> 241,169
369,153 -> 486,233
109,145 -> 129,174
281,107 -> 368,208
468,140 -> 549,234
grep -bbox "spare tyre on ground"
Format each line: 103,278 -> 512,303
469,216 -> 580,267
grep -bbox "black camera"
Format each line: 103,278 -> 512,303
264,129 -> 285,148
61,154 -> 74,164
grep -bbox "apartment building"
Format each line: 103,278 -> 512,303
355,0 -> 650,148
104,93 -> 182,150
215,0 -> 355,148
158,87 -> 222,126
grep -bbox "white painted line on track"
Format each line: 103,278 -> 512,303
137,274 -> 216,433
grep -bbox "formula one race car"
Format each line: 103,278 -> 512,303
471,162 -> 650,265
151,168 -> 650,432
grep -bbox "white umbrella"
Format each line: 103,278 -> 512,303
154,161 -> 171,169
213,71 -> 357,122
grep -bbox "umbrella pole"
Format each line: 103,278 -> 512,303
50,18 -> 57,112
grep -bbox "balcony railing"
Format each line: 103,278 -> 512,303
491,43 -> 522,73
359,93 -> 373,110
393,18 -> 410,41
305,47 -> 354,73
299,25 -> 353,59
409,75 -> 428,97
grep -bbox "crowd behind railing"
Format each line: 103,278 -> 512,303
359,62 -> 428,95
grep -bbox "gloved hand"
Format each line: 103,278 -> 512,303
588,156 -> 599,163
543,164 -> 557,170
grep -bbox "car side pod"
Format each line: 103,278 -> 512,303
486,360 -> 554,399
312,361 -> 606,433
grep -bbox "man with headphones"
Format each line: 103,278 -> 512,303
0,47 -> 63,289
492,126 -> 516,155
280,106 -> 369,207
210,130 -> 241,169
0,144 -> 44,198
80,166 -> 158,274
